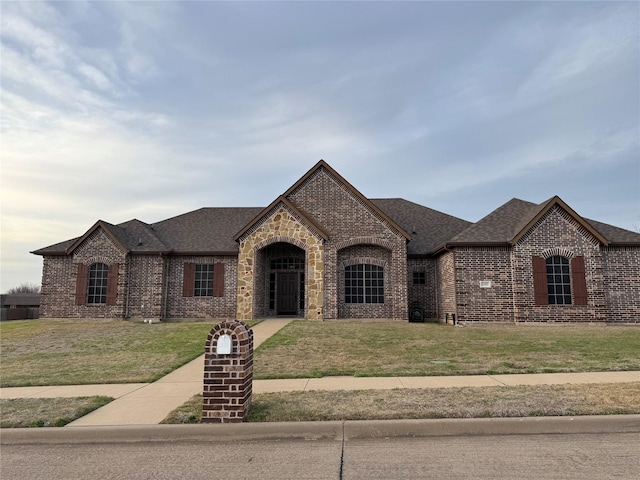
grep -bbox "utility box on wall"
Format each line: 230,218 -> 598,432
202,320 -> 254,423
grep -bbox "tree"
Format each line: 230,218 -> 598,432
5,282 -> 41,294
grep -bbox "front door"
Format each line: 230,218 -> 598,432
277,272 -> 298,315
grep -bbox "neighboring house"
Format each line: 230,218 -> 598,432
32,160 -> 640,323
0,293 -> 40,320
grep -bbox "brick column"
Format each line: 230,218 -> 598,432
202,320 -> 253,423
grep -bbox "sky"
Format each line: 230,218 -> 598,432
1,1 -> 639,292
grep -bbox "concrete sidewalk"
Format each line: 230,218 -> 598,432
254,370 -> 640,393
4,371 -> 639,401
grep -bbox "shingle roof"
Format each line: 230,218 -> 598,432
371,199 -> 472,255
449,198 -> 538,244
32,238 -> 77,255
584,218 -> 640,244
151,207 -> 263,253
32,208 -> 265,256
32,197 -> 640,257
448,197 -> 640,246
31,219 -> 171,255
116,219 -> 171,253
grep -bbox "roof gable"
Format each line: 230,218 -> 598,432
234,196 -> 329,242
282,160 -> 412,241
66,220 -> 130,255
511,196 -> 609,246
446,196 -> 628,248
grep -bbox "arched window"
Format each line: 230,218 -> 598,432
87,263 -> 109,304
345,264 -> 384,304
546,256 -> 571,305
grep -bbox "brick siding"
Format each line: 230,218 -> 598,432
454,247 -> 514,322
510,206 -> 606,322
289,166 -> 408,320
38,177 -> 638,324
602,246 -> 640,322
165,256 -> 238,319
407,258 -> 437,319
40,229 -> 126,318
127,255 -> 165,319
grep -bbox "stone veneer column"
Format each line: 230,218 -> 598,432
236,206 -> 325,321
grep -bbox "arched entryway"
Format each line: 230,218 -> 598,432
235,201 -> 326,321
256,242 -> 306,317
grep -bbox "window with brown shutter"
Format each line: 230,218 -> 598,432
75,264 -> 88,305
571,256 -> 588,305
183,263 -> 195,297
214,263 -> 225,297
532,256 -> 548,306
106,263 -> 119,305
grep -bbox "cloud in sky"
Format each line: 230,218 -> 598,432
1,1 -> 638,291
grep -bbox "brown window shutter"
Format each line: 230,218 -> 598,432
532,256 -> 548,306
183,263 -> 195,297
106,263 -> 119,306
571,256 -> 588,305
75,264 -> 88,305
214,263 -> 225,297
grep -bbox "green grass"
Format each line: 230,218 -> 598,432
254,321 -> 640,379
0,396 -> 113,428
0,319 -> 217,387
161,382 -> 640,423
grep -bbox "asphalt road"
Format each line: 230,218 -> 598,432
2,417 -> 639,479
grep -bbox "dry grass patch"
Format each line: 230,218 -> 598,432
161,383 -> 640,424
0,319 -> 216,387
0,396 -> 112,428
249,383 -> 640,421
254,321 -> 640,379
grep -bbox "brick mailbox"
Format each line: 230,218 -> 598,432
202,320 -> 254,423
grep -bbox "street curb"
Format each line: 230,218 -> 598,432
342,415 -> 640,439
2,415 -> 639,445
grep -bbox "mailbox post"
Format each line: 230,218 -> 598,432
202,320 -> 253,423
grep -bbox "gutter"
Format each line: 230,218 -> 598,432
430,241 -> 512,256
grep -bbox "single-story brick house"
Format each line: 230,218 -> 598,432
33,160 -> 640,323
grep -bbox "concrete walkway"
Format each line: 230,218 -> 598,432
1,317 -> 638,426
62,318 -> 294,426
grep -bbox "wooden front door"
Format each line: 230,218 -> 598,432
277,272 -> 298,315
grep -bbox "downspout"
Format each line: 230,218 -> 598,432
449,246 -> 458,324
125,255 -> 131,319
161,254 -> 169,320
434,257 -> 439,321
510,248 -> 518,324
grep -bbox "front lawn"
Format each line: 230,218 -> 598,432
0,396 -> 113,428
0,319 -> 216,387
254,321 -> 640,379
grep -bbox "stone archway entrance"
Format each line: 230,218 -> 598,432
235,201 -> 326,321
262,243 -> 305,317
